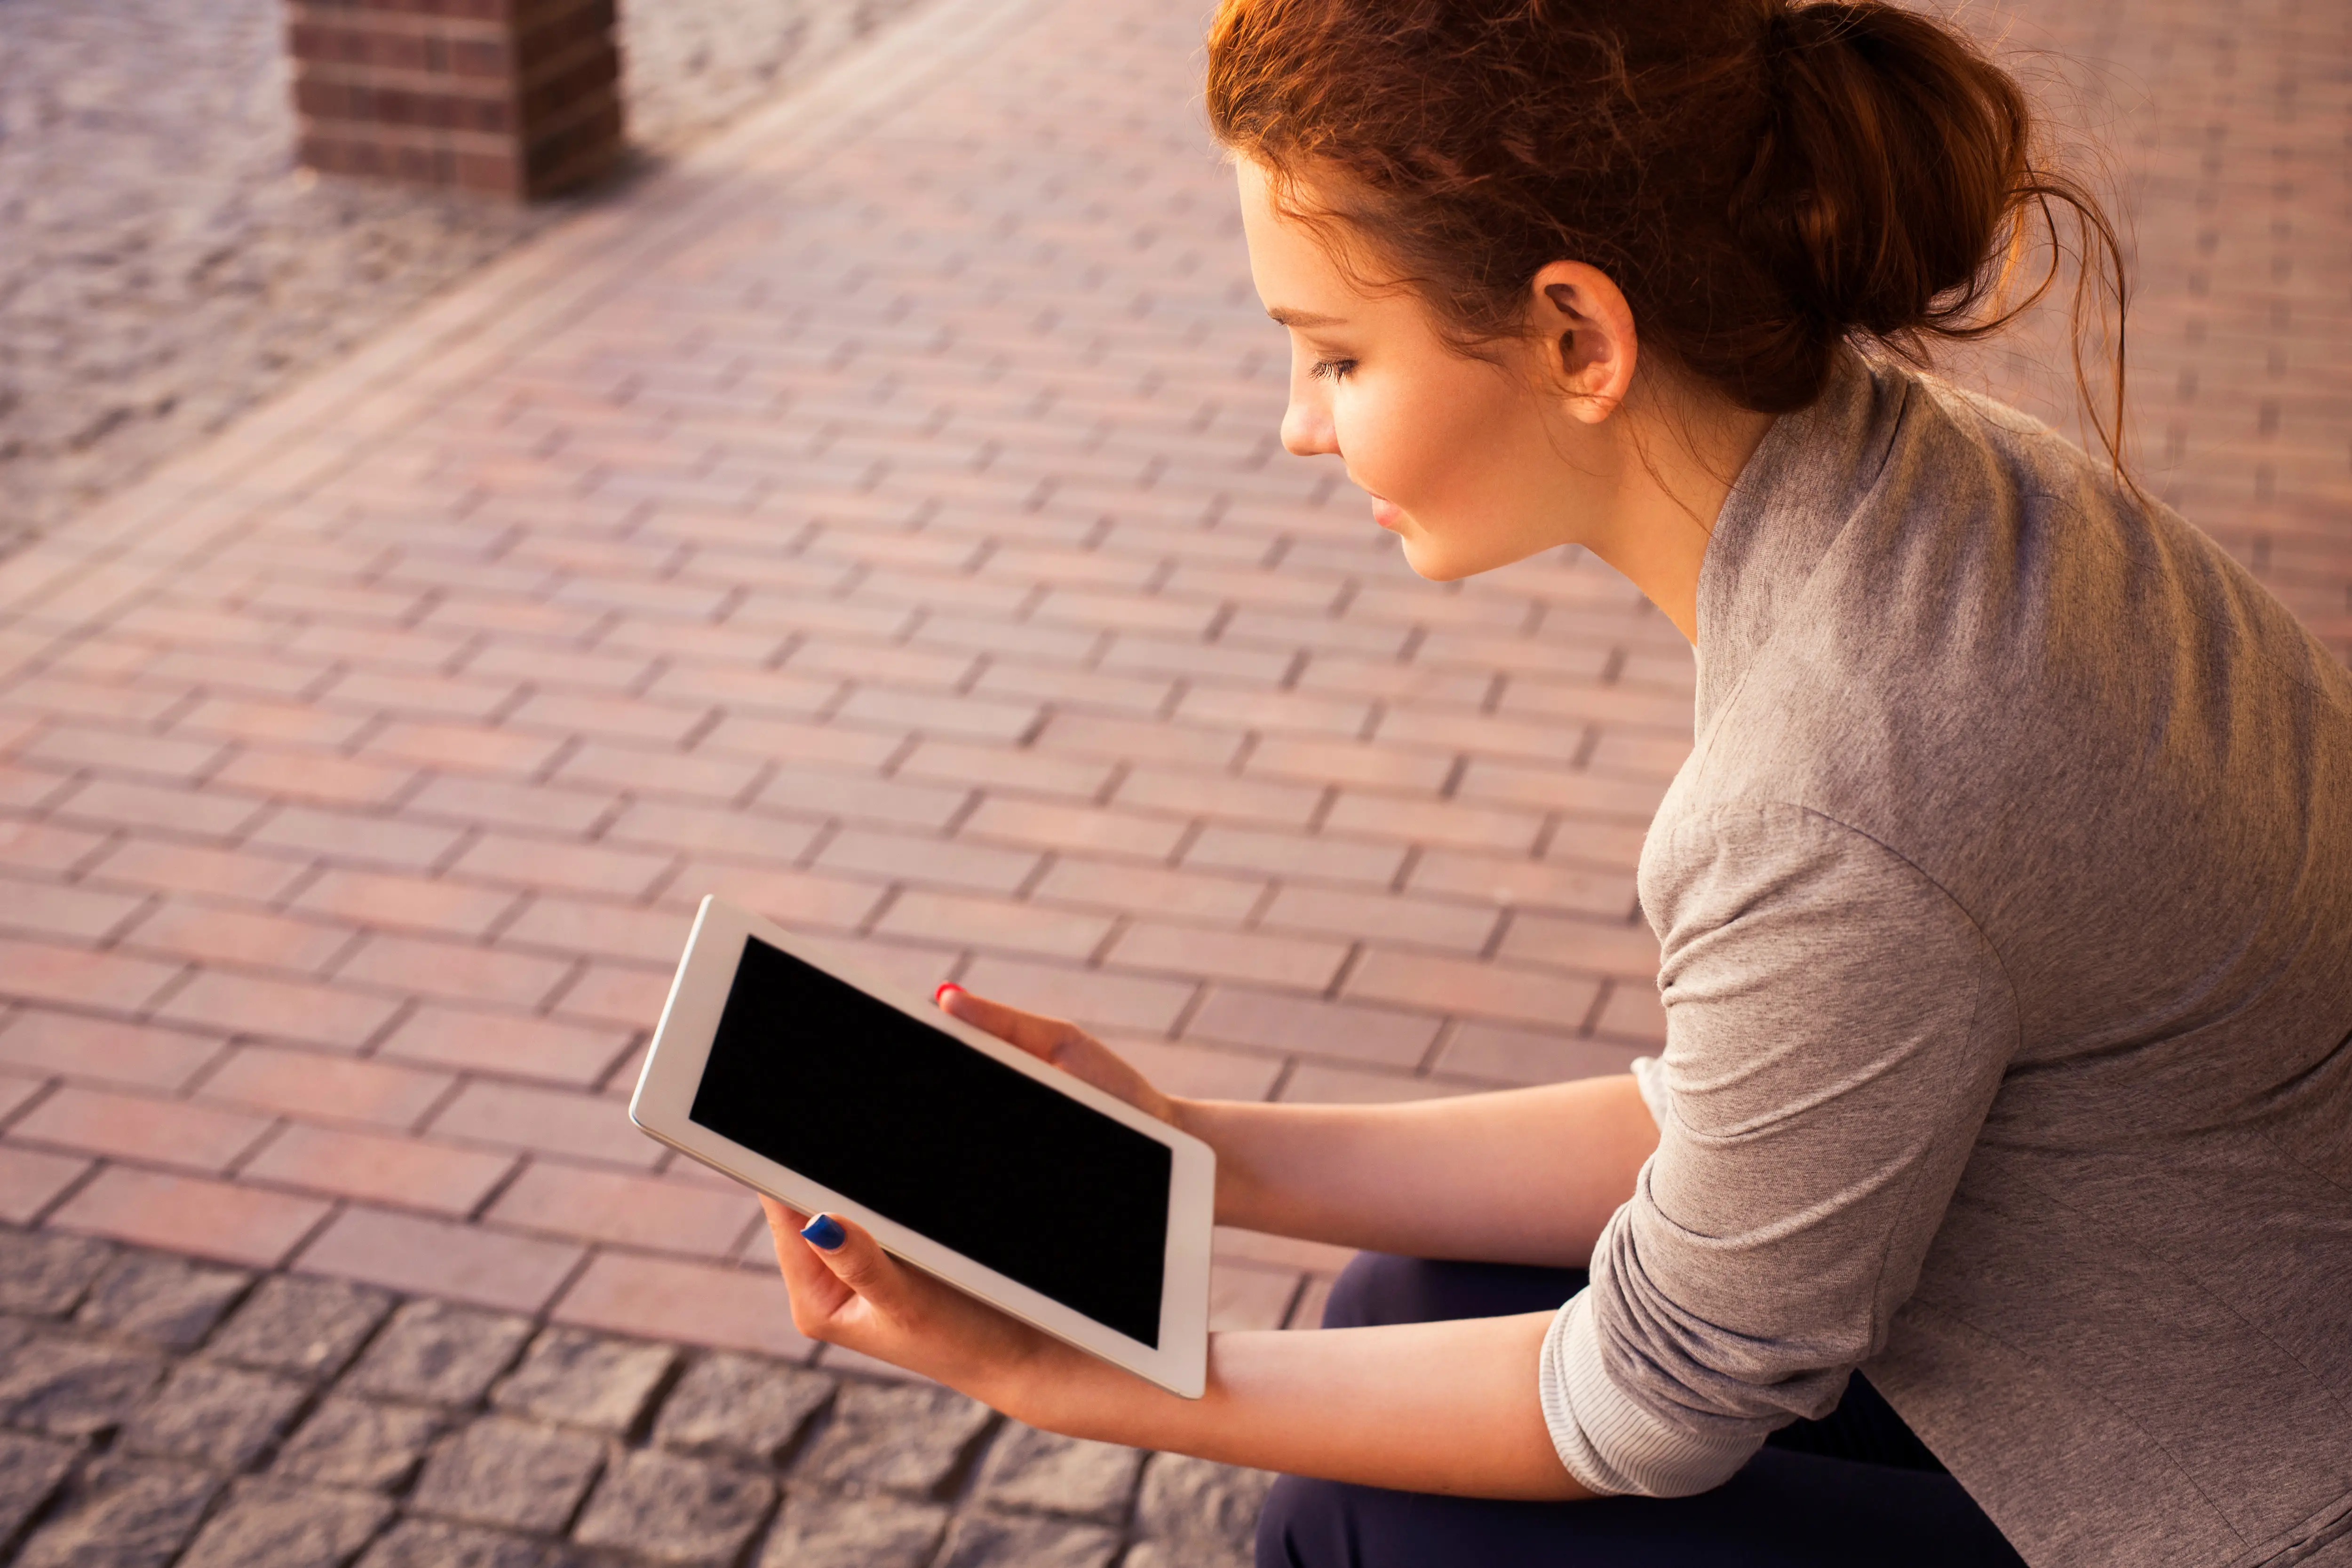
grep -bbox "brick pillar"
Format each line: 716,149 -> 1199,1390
285,0 -> 626,201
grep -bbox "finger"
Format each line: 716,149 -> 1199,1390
935,984 -> 1087,1063
798,1211 -> 918,1319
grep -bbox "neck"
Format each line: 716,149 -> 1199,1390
1578,393 -> 1774,645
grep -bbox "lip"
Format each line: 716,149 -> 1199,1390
1367,494 -> 1406,531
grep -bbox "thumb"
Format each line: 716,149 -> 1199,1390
798,1212 -> 914,1316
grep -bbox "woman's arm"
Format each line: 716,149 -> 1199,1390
764,1199 -> 1590,1500
940,987 -> 1658,1268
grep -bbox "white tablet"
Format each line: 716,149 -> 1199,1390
629,896 -> 1214,1398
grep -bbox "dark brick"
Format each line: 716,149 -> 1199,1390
571,1448 -> 776,1567
0,1335 -> 166,1437
14,1455 -> 219,1568
73,1253 -> 251,1351
935,1510 -> 1121,1568
1133,1454 -> 1276,1560
0,1232 -> 116,1318
756,1492 -> 948,1568
118,1360 -> 309,1469
410,1415 -> 602,1534
652,1353 -> 832,1462
0,1430 -> 79,1544
176,1476 -> 392,1568
209,1275 -> 394,1379
974,1424 -> 1145,1523
343,1300 -> 532,1406
792,1381 -> 993,1499
489,1327 -> 673,1433
273,1397 -> 444,1492
358,1518 -> 545,1568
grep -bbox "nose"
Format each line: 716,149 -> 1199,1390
1281,387 -> 1338,459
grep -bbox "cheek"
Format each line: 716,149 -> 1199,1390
1339,359 -> 1525,515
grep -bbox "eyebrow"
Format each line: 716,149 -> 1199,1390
1266,306 -> 1346,328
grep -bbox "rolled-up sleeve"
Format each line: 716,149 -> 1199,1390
1538,802 -> 2015,1497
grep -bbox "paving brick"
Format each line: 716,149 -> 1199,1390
51,777 -> 267,840
12,1455 -> 219,1568
362,722 -> 564,778
951,956 -> 1194,1035
1405,850 -> 1637,918
0,935 -> 183,1016
73,1250 -> 252,1349
0,1145 -> 93,1224
52,1168 -> 329,1268
242,1124 -> 517,1217
1107,921 -> 1349,993
157,971 -> 407,1052
13,1086 -> 272,1175
894,738 -> 1115,802
1132,1454 -> 1279,1562
757,763 -> 973,831
975,1424 -> 1146,1523
573,1447 -> 777,1566
175,1475 -> 394,1568
1343,947 -> 1600,1031
22,724 -> 226,784
1435,1023 -> 1643,1087
498,895 -> 693,967
488,1325 -> 676,1435
211,747 -> 420,809
411,1416 -> 603,1534
558,740 -> 765,804
1495,910 -> 1662,978
548,960 -> 673,1030
1112,765 -> 1328,829
0,874 -> 148,945
119,1361 -> 309,1468
0,1335 -> 167,1437
874,889 -> 1112,962
335,935 -> 575,1011
404,777 -> 615,838
295,870 -> 521,940
449,833 -> 677,901
935,1510 -> 1122,1568
486,1161 -> 753,1258
795,1380 -> 993,1498
1033,711 -> 1246,769
354,1518 -> 542,1568
1183,988 -> 1441,1070
1182,824 -> 1408,889
550,1252 -> 812,1361
200,1046 -> 452,1129
207,1274 -> 395,1379
376,1004 -> 633,1088
82,838 -> 311,904
652,1351 -> 833,1462
1029,858 -> 1266,924
341,1298 -> 534,1407
274,1398 -> 446,1493
758,1492 -> 948,1568
172,697 -> 372,750
813,828 -> 1041,896
0,1228 -> 116,1315
245,805 -> 468,872
428,1080 -> 660,1169
0,817 -> 108,876
296,1208 -> 582,1315
1593,977 -> 1667,1046
960,796 -> 1188,859
120,901 -> 358,977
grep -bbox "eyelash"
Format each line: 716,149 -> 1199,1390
1310,358 -> 1357,382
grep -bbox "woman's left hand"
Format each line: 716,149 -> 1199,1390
759,1195 -> 1061,1404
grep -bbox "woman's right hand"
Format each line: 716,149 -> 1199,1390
934,984 -> 1184,1129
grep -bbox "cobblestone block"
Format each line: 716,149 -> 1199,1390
15,1455 -> 219,1568
73,1252 -> 252,1350
652,1352 -> 832,1462
572,1447 -> 778,1566
0,1232 -> 114,1317
974,1424 -> 1145,1523
177,1475 -> 394,1568
273,1397 -> 445,1492
490,1327 -> 675,1433
358,1518 -> 546,1568
1122,1540 -> 1250,1568
1133,1454 -> 1277,1559
935,1508 -> 1122,1568
209,1275 -> 395,1379
410,1415 -> 603,1535
0,1430 -> 79,1543
118,1359 -> 310,1468
0,1335 -> 166,1437
344,1300 -> 532,1407
793,1381 -> 994,1498
757,1491 -> 949,1568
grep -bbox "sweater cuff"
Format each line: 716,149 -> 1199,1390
1629,1055 -> 1668,1128
1538,1289 -> 1764,1497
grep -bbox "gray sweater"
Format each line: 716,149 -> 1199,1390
1536,352 -> 2352,1568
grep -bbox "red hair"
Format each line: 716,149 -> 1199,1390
1207,0 -> 2128,470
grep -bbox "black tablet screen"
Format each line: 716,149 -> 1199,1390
690,936 -> 1170,1347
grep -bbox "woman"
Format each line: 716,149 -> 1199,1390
760,0 -> 2352,1563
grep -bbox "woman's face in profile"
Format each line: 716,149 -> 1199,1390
1236,157 -> 1601,582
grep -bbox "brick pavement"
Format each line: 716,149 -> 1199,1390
0,0 -> 2344,1522
0,1225 -> 1261,1566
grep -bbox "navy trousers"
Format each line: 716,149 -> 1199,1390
1256,1254 -> 2027,1568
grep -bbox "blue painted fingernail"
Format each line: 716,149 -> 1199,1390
801,1214 -> 845,1251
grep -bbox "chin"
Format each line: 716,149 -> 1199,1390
1397,532 -> 1477,583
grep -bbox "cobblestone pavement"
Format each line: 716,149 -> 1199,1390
0,0 -> 928,554
0,0 -> 2343,1559
0,1225 -> 1267,1566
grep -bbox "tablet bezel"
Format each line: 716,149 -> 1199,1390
629,896 -> 1214,1398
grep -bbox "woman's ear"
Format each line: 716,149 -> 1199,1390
1529,261 -> 1638,423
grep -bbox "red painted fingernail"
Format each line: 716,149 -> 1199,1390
934,982 -> 962,1003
